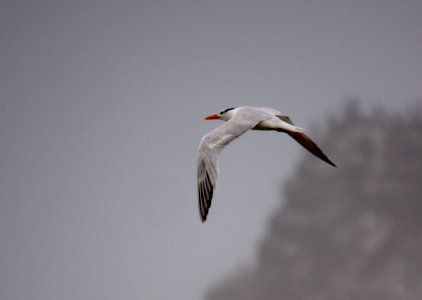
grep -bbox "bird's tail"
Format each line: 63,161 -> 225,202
286,130 -> 337,167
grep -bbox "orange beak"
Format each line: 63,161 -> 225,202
204,113 -> 220,120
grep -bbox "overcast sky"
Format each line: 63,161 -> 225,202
1,1 -> 421,299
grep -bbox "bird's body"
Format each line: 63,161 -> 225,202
197,106 -> 336,222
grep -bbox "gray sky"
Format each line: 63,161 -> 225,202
1,1 -> 421,299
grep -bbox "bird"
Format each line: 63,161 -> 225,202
197,106 -> 336,222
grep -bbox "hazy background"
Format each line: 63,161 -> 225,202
1,1 -> 421,299
205,102 -> 422,300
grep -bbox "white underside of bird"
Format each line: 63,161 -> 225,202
197,106 -> 336,222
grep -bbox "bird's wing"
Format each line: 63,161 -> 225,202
286,130 -> 336,167
258,107 -> 295,125
197,109 -> 270,222
257,108 -> 334,166
277,114 -> 294,125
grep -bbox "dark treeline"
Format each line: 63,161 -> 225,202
206,101 -> 422,300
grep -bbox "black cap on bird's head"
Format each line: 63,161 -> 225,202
204,107 -> 236,120
219,107 -> 235,114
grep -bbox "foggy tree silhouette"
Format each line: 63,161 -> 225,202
206,101 -> 422,300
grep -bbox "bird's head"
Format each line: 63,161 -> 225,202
204,107 -> 236,121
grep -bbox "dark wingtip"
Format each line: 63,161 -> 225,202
200,207 -> 209,223
328,160 -> 337,168
318,152 -> 337,168
287,131 -> 337,168
320,153 -> 337,168
198,170 -> 213,223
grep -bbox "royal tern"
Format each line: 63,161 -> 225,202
197,106 -> 336,222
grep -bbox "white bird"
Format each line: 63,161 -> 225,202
197,106 -> 336,222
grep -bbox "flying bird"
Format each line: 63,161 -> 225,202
197,106 -> 336,222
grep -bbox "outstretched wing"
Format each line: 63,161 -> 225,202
197,108 -> 270,222
259,107 -> 335,167
287,130 -> 336,167
258,106 -> 295,125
